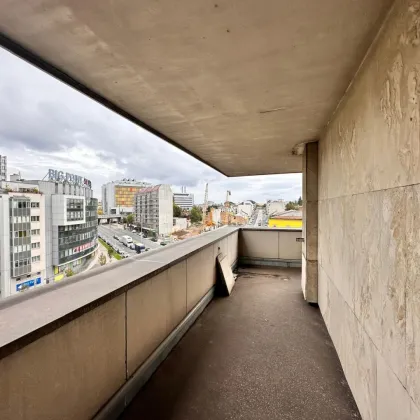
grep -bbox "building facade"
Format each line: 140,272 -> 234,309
35,179 -> 98,282
0,171 -> 99,297
266,199 -> 285,216
237,201 -> 254,218
0,182 -> 46,298
173,192 -> 194,210
135,185 -> 173,236
0,155 -> 6,181
102,179 -> 151,215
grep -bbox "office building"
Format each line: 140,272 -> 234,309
0,181 -> 46,298
0,155 -> 6,181
102,179 -> 151,214
0,169 -> 98,297
173,190 -> 194,210
135,185 -> 173,236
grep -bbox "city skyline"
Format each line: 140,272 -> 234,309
0,47 -> 302,204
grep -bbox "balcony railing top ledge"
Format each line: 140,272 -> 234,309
0,226 -> 300,360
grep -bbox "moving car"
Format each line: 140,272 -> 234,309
134,243 -> 146,253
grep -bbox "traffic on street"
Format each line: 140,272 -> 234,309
98,223 -> 162,259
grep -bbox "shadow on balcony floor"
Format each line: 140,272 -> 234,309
120,267 -> 360,420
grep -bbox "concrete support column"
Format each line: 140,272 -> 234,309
301,142 -> 318,303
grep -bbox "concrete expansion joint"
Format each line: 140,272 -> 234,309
318,181 -> 420,202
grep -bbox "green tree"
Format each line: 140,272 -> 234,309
285,201 -> 299,211
107,247 -> 113,260
65,268 -> 74,277
126,214 -> 134,225
173,203 -> 182,217
190,205 -> 202,223
122,216 -> 127,224
297,196 -> 303,206
99,253 -> 107,266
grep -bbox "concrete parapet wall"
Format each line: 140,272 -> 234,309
238,228 -> 302,264
319,1 -> 420,418
0,229 -> 239,420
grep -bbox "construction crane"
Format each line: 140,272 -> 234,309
202,183 -> 208,230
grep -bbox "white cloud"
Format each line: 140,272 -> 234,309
0,47 -> 301,204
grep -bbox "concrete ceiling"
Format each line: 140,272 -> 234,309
0,0 -> 392,176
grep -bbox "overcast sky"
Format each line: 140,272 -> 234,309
0,47 -> 301,204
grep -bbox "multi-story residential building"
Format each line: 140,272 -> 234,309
101,179 -> 151,215
0,181 -> 46,298
173,189 -> 194,210
0,169 -> 98,297
266,199 -> 285,216
237,201 -> 255,218
0,155 -> 7,181
135,185 -> 173,236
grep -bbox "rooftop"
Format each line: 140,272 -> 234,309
270,210 -> 303,220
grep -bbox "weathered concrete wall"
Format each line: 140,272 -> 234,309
239,229 -> 302,263
302,142 -> 319,303
318,1 -> 420,419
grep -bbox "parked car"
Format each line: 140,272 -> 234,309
132,229 -> 136,233
113,234 -> 119,240
129,243 -> 136,250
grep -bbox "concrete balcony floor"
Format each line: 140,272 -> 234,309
120,267 -> 360,420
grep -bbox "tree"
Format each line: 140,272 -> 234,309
99,253 -> 107,266
297,196 -> 303,206
190,205 -> 202,224
107,247 -> 113,260
173,203 -> 182,217
122,216 -> 127,224
65,268 -> 74,277
285,201 -> 299,211
126,214 -> 134,225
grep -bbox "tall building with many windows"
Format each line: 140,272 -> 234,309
0,170 -> 98,298
0,155 -> 7,181
173,191 -> 194,210
0,181 -> 46,298
102,179 -> 151,215
135,185 -> 173,236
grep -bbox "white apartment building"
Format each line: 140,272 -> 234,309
237,201 -> 255,218
173,192 -> 194,210
0,182 -> 46,298
135,185 -> 173,236
266,199 -> 285,216
102,179 -> 151,215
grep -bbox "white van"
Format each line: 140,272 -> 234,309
121,235 -> 133,246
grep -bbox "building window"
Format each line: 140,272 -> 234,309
31,229 -> 40,235
31,202 -> 40,208
31,242 -> 41,249
31,255 -> 41,263
31,216 -> 40,222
